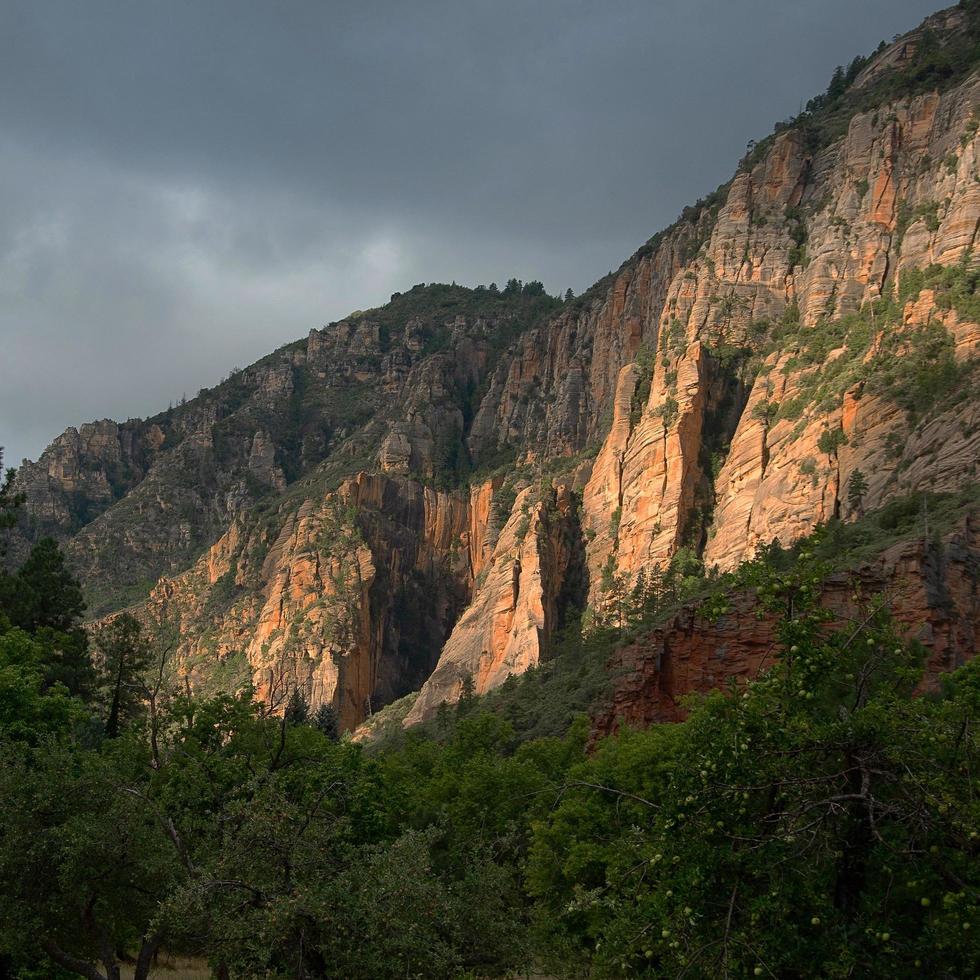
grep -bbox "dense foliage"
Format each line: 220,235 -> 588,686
528,570 -> 980,977
0,460 -> 977,978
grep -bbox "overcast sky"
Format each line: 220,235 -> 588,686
1,0 -> 942,470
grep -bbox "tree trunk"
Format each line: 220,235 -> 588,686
42,939 -> 109,980
833,752 -> 873,914
133,932 -> 164,980
106,662 -> 124,738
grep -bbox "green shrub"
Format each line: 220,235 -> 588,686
817,427 -> 847,455
654,396 -> 680,427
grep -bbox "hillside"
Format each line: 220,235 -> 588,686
12,2 -> 980,734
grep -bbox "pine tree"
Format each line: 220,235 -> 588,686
826,64 -> 848,102
284,688 -> 309,726
311,702 -> 339,741
12,538 -> 85,632
3,536 -> 95,699
847,468 -> 868,515
456,673 -> 476,718
436,700 -> 452,733
95,613 -> 152,738
0,449 -> 25,549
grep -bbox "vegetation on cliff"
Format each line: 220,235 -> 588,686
740,0 -> 980,169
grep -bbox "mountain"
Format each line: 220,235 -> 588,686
12,3 -> 980,734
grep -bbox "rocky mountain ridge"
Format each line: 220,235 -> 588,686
12,3 -> 980,732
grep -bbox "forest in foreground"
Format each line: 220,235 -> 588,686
1,461 -> 978,979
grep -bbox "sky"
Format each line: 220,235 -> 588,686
0,0 -> 943,470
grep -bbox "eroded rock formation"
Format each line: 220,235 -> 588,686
405,484 -> 584,724
12,7 -> 980,730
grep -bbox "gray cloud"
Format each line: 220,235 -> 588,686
0,0 -> 941,470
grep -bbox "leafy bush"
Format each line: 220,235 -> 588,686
817,426 -> 848,455
630,343 -> 656,426
528,598 -> 980,977
654,396 -> 680,427
491,482 -> 518,528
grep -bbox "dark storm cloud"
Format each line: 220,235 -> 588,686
0,0 -> 942,469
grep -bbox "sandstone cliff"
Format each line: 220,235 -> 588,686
144,473 -> 476,731
12,5 -> 980,731
404,483 -> 585,725
14,289 -> 560,616
582,60 -> 980,595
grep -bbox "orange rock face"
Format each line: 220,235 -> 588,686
405,484 -> 584,725
137,62 -> 980,728
31,16 -> 980,733
582,364 -> 639,598
145,473 -> 476,731
583,71 -> 980,580
610,341 -> 709,579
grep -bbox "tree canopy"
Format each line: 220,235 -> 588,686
0,502 -> 977,978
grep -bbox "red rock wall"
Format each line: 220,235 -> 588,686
593,516 -> 980,738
